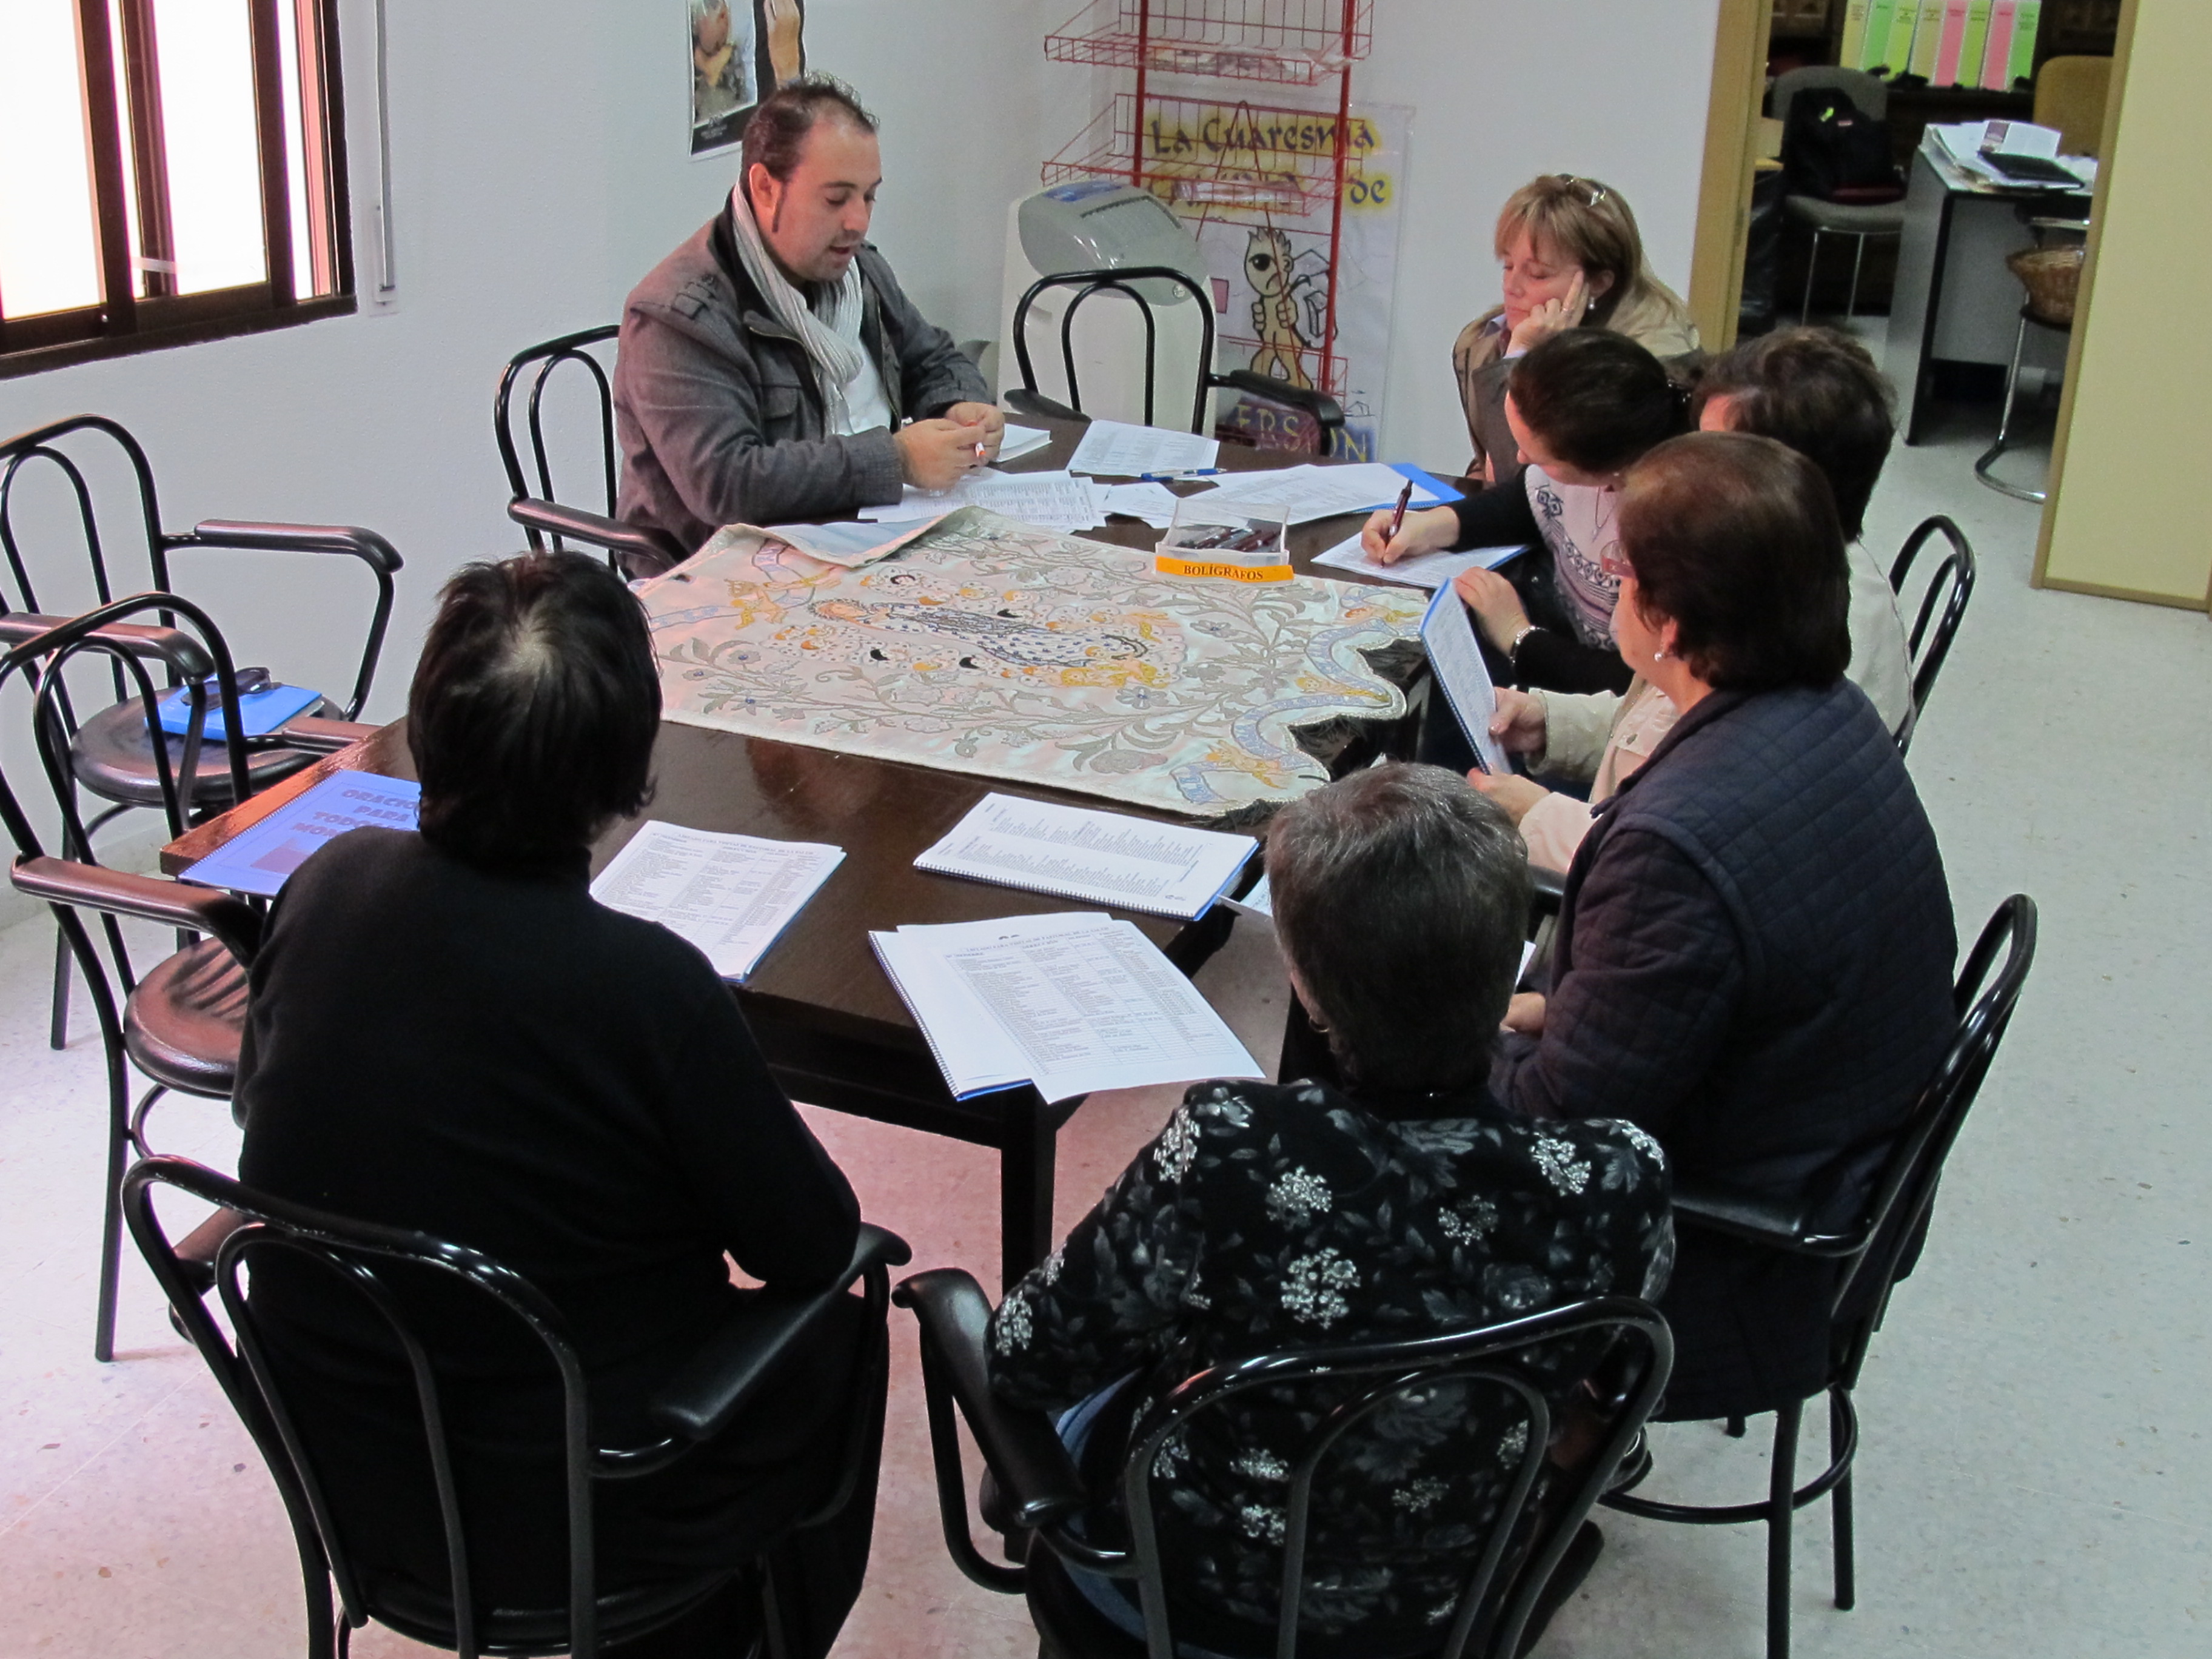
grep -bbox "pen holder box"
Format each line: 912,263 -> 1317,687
1152,495 -> 1292,583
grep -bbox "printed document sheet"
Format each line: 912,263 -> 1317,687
760,516 -> 948,567
872,913 -> 1262,1103
860,471 -> 1109,534
997,423 -> 1053,461
181,771 -> 420,897
1193,463 -> 1459,526
1311,533 -> 1526,589
1421,585 -> 1510,774
590,820 -> 843,982
1065,420 -> 1221,478
914,793 -> 1254,919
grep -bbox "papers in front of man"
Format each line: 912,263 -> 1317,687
871,912 -> 1263,1103
181,770 -> 421,897
1191,462 -> 1463,526
589,820 -> 843,983
1310,533 -> 1527,589
1224,872 -> 1272,919
759,516 -> 951,567
916,793 -> 1255,920
1065,419 -> 1221,478
1420,584 -> 1511,776
859,471 -> 1110,535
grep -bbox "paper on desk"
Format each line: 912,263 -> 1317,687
871,913 -> 1262,1104
997,423 -> 1053,461
1224,872 -> 1271,919
590,820 -> 843,983
860,470 -> 1108,532
914,792 -> 1254,920
181,771 -> 421,898
1421,584 -> 1510,776
1929,121 -> 2091,188
1190,463 -> 1458,526
1065,420 -> 1221,478
1311,533 -> 1526,589
1102,481 -> 1182,527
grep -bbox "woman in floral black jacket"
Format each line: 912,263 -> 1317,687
987,764 -> 1671,1655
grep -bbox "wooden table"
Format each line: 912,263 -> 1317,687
164,419 -> 1432,1289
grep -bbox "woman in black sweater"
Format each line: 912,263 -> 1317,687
232,551 -> 876,1655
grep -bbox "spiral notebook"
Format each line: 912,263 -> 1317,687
912,793 -> 1255,920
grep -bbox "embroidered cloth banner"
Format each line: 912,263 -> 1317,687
638,508 -> 1426,817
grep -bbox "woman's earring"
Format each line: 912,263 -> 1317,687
1652,648 -> 1669,662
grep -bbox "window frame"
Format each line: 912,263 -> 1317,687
0,0 -> 356,380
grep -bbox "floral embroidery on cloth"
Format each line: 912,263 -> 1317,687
638,508 -> 1426,817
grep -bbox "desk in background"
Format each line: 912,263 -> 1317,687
164,420 -> 1430,1290
1886,141 -> 2093,444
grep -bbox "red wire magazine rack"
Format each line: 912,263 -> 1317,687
1040,1 -> 1373,404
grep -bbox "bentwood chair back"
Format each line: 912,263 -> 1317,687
0,415 -> 401,1045
1886,516 -> 1977,754
1,597 -> 267,1359
125,1153 -> 910,1659
1603,894 -> 2038,1659
495,326 -> 688,580
1005,268 -> 1347,455
899,1269 -> 1671,1659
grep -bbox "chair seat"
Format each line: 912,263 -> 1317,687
69,694 -> 329,809
366,1563 -> 736,1652
123,940 -> 247,1099
1783,194 -> 1906,234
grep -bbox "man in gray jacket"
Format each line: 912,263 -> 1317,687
615,78 -> 998,554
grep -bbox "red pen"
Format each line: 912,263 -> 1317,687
1385,478 -> 1414,546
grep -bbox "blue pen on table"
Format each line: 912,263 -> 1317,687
1137,468 -> 1224,481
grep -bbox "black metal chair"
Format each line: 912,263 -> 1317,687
897,1268 -> 1671,1659
1886,515 -> 1976,756
1007,267 -> 1347,456
1,595 -> 277,1359
125,1152 -> 910,1659
1602,894 -> 2039,1659
0,414 -> 401,1044
494,326 -> 688,580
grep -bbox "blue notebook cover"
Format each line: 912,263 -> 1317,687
153,681 -> 323,741
181,771 -> 420,897
1350,463 -> 1467,514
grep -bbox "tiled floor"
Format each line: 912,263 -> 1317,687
3,400 -> 2207,1658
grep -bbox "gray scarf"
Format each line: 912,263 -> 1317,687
725,185 -> 868,429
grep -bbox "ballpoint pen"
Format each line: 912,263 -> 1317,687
1386,478 -> 1414,547
1138,468 -> 1224,481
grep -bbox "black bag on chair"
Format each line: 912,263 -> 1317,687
1782,89 -> 1903,201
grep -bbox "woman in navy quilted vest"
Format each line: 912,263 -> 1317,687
1492,431 -> 1956,1421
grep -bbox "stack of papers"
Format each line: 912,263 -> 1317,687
1190,463 -> 1461,526
1420,585 -> 1510,775
589,820 -> 843,982
1929,121 -> 2093,189
860,470 -> 1111,535
872,912 -> 1263,1103
1066,420 -> 1221,478
1101,480 -> 1184,528
1311,533 -> 1526,589
914,793 -> 1254,920
181,771 -> 421,897
997,423 -> 1053,462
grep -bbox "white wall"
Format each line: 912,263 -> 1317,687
1364,0 -> 1722,471
0,0 -> 1715,731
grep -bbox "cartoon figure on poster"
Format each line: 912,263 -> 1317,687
1134,101 -> 1408,460
1242,227 -> 1327,390
689,0 -> 808,158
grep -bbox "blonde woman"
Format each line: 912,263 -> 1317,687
1453,175 -> 1701,483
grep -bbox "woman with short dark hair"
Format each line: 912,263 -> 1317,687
1364,331 -> 1694,697
1493,433 -> 1956,1421
988,763 -> 1671,1654
235,549 -> 877,1658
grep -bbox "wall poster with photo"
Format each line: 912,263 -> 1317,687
690,0 -> 808,158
